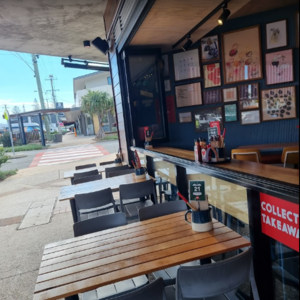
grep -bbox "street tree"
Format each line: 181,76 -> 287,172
11,105 -> 21,114
33,98 -> 40,110
81,90 -> 114,139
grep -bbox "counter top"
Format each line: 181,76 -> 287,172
132,147 -> 299,203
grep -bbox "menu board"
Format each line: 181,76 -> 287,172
175,82 -> 202,108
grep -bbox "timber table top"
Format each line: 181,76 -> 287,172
146,147 -> 299,186
63,163 -> 128,179
33,211 -> 251,300
59,173 -> 154,201
237,142 -> 299,151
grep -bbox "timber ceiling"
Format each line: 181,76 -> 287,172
130,0 -> 298,51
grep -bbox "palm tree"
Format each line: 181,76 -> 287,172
80,90 -> 114,139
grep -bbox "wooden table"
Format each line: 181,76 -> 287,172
33,211 -> 251,300
237,142 -> 299,151
59,173 -> 154,222
63,163 -> 128,179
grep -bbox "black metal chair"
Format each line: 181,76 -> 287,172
73,174 -> 103,185
100,160 -> 117,166
119,179 -> 157,220
107,169 -> 135,178
72,213 -> 149,300
74,188 -> 117,222
75,163 -> 97,170
167,247 -> 260,300
73,169 -> 99,181
105,165 -> 130,178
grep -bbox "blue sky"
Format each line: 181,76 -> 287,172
0,50 -> 94,123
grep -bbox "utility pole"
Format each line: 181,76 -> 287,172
22,104 -> 26,112
47,75 -> 61,132
31,54 -> 51,140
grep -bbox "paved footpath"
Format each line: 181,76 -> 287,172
0,135 -> 117,300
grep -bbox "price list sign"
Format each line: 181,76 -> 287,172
189,181 -> 206,201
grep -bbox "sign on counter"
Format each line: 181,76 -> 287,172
260,193 -> 299,252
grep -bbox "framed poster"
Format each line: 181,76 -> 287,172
162,54 -> 169,77
222,25 -> 263,84
164,79 -> 171,92
173,49 -> 201,81
238,83 -> 260,111
261,86 -> 297,121
241,110 -> 261,125
266,20 -> 287,50
200,35 -> 220,63
179,112 -> 192,123
223,87 -> 238,102
203,63 -> 221,88
175,82 -> 202,108
203,89 -> 222,105
194,106 -> 223,132
266,49 -> 294,85
224,104 -> 238,122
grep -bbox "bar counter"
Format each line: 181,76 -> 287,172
131,146 -> 299,203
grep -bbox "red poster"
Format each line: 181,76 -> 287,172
166,96 -> 176,123
260,193 -> 299,252
210,121 -> 221,135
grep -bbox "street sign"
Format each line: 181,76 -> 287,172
189,180 -> 206,201
56,102 -> 64,109
3,109 -> 9,121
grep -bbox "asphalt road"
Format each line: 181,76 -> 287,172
1,140 -> 119,171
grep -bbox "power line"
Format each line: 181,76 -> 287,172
10,51 -> 34,72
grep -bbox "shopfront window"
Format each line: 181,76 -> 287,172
127,52 -> 167,146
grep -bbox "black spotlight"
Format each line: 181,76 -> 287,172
218,4 -> 231,25
91,37 -> 109,55
182,35 -> 193,51
83,40 -> 91,48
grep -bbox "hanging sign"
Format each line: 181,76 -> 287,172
260,193 -> 299,252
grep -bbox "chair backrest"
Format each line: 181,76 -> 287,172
100,160 -> 116,166
281,146 -> 299,167
109,277 -> 166,300
231,149 -> 261,163
105,165 -> 130,178
74,188 -> 116,220
75,163 -> 97,170
73,169 -> 99,179
139,200 -> 187,221
107,168 -> 135,178
73,174 -> 102,185
176,247 -> 259,300
119,179 -> 157,212
73,212 -> 127,237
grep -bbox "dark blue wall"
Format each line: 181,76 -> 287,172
161,4 -> 299,155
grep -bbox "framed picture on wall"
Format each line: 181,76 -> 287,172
200,35 -> 220,63
238,83 -> 260,111
194,106 -> 223,132
179,112 -> 192,123
162,54 -> 169,77
240,110 -> 261,125
175,82 -> 202,108
203,63 -> 221,88
224,103 -> 238,122
203,89 -> 222,105
266,20 -> 288,50
222,25 -> 263,84
266,49 -> 294,85
223,87 -> 238,102
261,86 -> 297,121
173,49 -> 201,81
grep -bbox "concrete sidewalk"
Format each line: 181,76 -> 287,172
0,145 -> 116,299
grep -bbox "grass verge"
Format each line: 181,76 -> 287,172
0,169 -> 17,181
3,144 -> 46,152
101,134 -> 118,141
